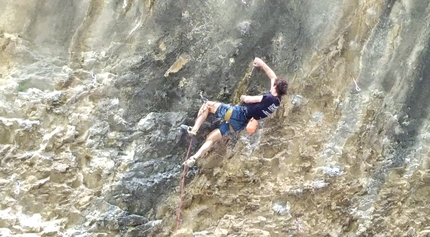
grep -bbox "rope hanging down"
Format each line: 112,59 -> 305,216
175,91 -> 208,232
175,64 -> 256,231
175,136 -> 194,232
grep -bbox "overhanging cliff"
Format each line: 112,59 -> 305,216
1,0 -> 430,236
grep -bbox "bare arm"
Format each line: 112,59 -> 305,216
240,95 -> 263,104
253,57 -> 277,88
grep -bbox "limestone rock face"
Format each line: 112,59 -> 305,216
1,0 -> 430,236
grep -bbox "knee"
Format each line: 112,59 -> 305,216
206,129 -> 222,142
207,101 -> 221,113
205,136 -> 216,143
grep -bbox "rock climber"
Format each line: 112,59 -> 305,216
180,57 -> 288,167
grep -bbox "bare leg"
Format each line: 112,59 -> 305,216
183,102 -> 223,167
191,101 -> 221,134
192,129 -> 223,159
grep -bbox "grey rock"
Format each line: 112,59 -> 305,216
272,203 -> 290,216
323,165 -> 343,177
2,0 -> 430,236
118,214 -> 149,227
291,94 -> 304,107
238,21 -> 252,36
123,220 -> 162,237
311,111 -> 324,124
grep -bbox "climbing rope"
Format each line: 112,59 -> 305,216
175,91 -> 208,232
175,63 -> 257,231
175,135 -> 194,232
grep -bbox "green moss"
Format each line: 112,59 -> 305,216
17,83 -> 27,92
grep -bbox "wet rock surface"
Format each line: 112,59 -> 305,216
1,0 -> 430,236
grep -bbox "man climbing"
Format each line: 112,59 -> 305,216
180,57 -> 288,167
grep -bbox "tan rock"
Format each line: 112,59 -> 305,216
172,228 -> 193,237
164,54 -> 191,77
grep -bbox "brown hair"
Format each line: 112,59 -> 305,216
274,78 -> 288,97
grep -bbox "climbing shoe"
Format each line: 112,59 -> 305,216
179,125 -> 197,136
184,156 -> 196,167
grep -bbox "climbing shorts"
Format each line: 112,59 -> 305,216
216,104 -> 248,136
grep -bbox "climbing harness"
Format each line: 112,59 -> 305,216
198,91 -> 235,133
224,109 -> 235,133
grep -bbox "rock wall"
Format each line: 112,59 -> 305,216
1,0 -> 430,236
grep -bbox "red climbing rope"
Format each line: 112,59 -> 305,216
175,93 -> 208,232
175,136 -> 194,232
